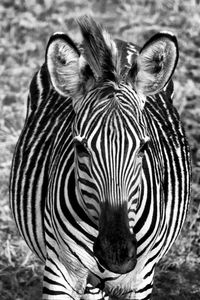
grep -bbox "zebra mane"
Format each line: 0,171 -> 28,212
77,16 -> 119,82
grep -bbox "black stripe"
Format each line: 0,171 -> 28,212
43,287 -> 74,298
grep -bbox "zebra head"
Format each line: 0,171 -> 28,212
46,16 -> 178,274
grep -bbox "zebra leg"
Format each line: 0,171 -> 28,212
82,284 -> 108,300
134,277 -> 154,300
42,255 -> 87,300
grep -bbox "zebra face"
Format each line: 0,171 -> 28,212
73,83 -> 149,224
73,84 -> 148,274
46,16 -> 178,274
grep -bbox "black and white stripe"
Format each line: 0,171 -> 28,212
10,17 -> 190,300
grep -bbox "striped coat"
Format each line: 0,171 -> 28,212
10,16 -> 191,300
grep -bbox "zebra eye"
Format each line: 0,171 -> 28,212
138,139 -> 149,156
74,138 -> 90,157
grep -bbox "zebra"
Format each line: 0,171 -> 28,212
10,16 -> 191,300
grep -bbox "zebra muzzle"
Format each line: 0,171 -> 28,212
93,204 -> 137,274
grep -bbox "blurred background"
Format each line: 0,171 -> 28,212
0,0 -> 200,299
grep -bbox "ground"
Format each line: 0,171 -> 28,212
0,0 -> 200,299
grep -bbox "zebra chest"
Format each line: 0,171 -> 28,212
86,265 -> 145,299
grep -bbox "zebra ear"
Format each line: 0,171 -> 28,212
45,33 -> 84,97
132,32 -> 179,96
